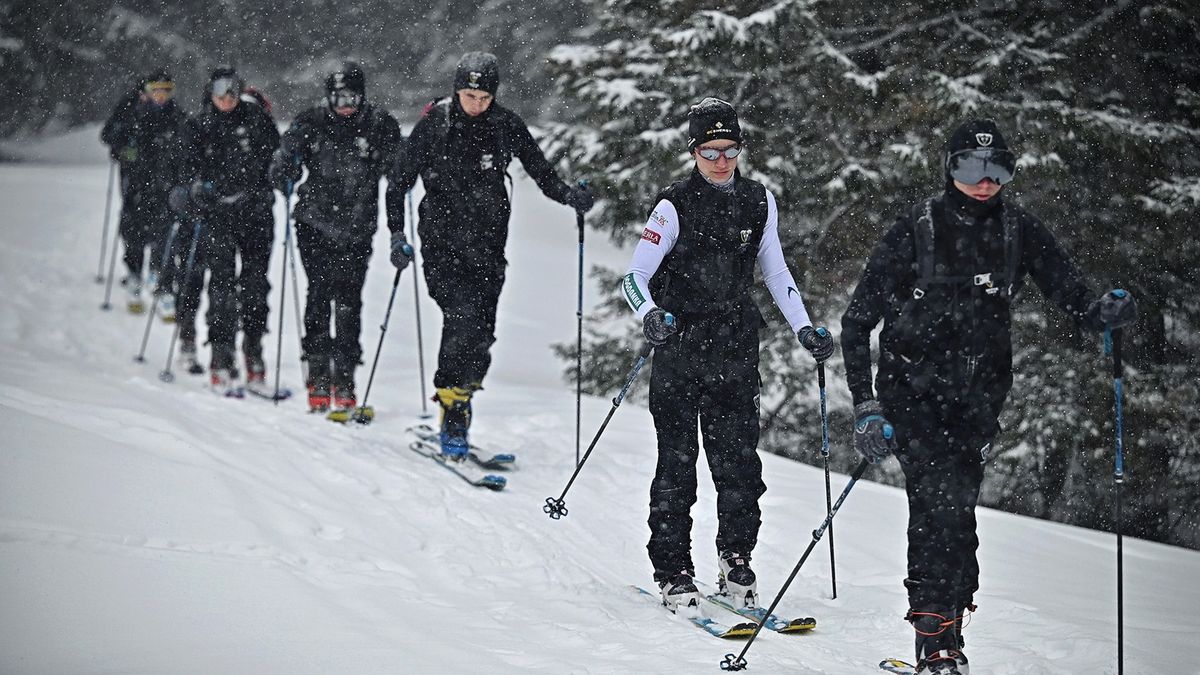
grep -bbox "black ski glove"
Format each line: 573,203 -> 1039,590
390,233 -> 413,271
853,400 -> 897,463
167,185 -> 190,217
189,180 -> 216,209
565,184 -> 595,213
642,307 -> 677,346
797,325 -> 835,363
268,152 -> 299,194
1086,289 -> 1138,331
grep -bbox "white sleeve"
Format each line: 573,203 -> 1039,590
758,190 -> 812,333
621,199 -> 679,319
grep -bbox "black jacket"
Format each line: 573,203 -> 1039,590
180,99 -> 279,200
841,189 -> 1095,435
101,94 -> 187,193
650,169 -> 767,319
273,103 -> 401,244
386,97 -> 574,259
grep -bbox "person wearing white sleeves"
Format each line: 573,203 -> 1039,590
620,98 -> 835,614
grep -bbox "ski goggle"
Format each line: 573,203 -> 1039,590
328,90 -> 362,109
143,81 -> 175,99
695,145 -> 743,161
947,148 -> 1017,185
210,77 -> 242,98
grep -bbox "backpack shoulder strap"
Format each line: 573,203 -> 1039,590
910,197 -> 936,299
1001,204 -> 1022,297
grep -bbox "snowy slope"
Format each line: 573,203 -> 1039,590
1,128 -> 1197,675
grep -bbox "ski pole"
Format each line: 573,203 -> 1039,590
721,458 -> 871,672
575,181 -> 587,466
134,220 -> 181,362
544,320 -> 671,520
1105,324 -> 1126,675
100,209 -> 123,310
159,219 -> 205,383
351,263 -> 409,424
96,159 -> 116,283
272,180 -> 295,404
817,346 -> 837,600
408,189 -> 430,418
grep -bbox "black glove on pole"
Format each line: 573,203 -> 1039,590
158,219 -> 205,383
96,159 -> 116,283
407,190 -> 431,418
545,315 -> 673,520
134,220 -> 182,363
721,458 -> 872,671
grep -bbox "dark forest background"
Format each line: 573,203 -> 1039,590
3,0 -> 1198,549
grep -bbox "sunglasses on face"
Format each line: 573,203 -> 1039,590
143,81 -> 175,99
947,148 -> 1017,185
695,145 -> 742,161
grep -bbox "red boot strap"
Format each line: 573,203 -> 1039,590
906,610 -> 958,637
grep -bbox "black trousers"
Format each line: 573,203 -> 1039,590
296,222 -> 372,369
890,404 -> 987,612
646,306 -> 766,582
423,254 -> 505,390
171,220 -> 207,343
202,198 -> 274,350
118,181 -> 173,280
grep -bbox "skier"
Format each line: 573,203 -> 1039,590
173,67 -> 280,392
269,62 -> 402,411
841,119 -> 1138,675
100,69 -> 187,313
385,51 -> 594,456
619,98 -> 834,614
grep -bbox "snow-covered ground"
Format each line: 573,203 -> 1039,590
1,127 -> 1197,674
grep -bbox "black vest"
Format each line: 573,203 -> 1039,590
649,170 -> 768,317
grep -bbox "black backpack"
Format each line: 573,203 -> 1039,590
908,197 -> 1023,303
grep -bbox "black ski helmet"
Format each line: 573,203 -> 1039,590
453,52 -> 499,96
326,61 -> 366,110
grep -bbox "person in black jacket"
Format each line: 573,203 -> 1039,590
173,68 -> 280,392
270,62 -> 402,411
100,69 -> 187,313
840,119 -> 1138,675
385,51 -> 594,456
620,98 -> 834,613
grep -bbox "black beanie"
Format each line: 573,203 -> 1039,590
687,97 -> 742,149
945,118 -> 1009,157
454,52 -> 500,95
326,61 -> 366,97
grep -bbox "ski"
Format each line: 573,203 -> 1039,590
632,585 -> 758,639
694,580 -> 816,633
406,424 -> 516,470
245,382 -> 293,401
879,658 -> 916,674
408,439 -> 506,491
326,406 -> 373,424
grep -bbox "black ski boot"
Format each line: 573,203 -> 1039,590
209,343 -> 240,396
657,570 -> 702,616
909,607 -> 969,674
331,357 -> 357,411
718,551 -> 758,609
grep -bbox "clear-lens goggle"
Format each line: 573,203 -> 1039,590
947,148 -> 1017,185
329,90 -> 362,109
695,144 -> 742,161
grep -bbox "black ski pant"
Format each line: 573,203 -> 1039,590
117,181 -> 173,282
202,198 -> 274,353
296,221 -> 372,379
423,254 -> 505,390
646,306 -> 766,583
890,402 -> 987,613
172,219 -> 208,344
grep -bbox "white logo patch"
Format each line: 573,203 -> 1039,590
975,132 -> 994,147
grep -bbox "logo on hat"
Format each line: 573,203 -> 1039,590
716,122 -> 724,129
468,71 -> 482,88
975,132 -> 994,147
740,229 -> 751,243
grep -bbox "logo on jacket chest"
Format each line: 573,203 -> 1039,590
356,136 -> 371,158
480,153 -> 494,170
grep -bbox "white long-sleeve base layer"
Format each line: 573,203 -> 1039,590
621,189 -> 812,333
